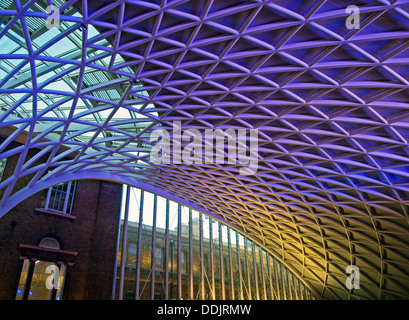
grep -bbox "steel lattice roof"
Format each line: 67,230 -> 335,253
1,0 -> 409,299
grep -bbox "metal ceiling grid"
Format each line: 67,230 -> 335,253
1,0 -> 409,299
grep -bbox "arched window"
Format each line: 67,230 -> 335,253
39,237 -> 60,250
41,181 -> 77,215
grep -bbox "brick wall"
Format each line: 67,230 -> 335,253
0,177 -> 122,300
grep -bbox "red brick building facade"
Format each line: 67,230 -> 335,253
0,170 -> 122,299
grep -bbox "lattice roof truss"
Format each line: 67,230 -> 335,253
1,0 -> 409,299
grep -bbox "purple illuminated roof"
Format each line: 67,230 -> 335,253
1,0 -> 409,299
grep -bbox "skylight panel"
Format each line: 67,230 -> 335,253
32,27 -> 60,47
0,36 -> 18,54
0,2 -> 157,176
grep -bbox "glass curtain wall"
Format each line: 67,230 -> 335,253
112,185 -> 315,300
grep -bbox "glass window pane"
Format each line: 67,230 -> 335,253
42,181 -> 76,214
115,186 -> 315,301
15,259 -> 30,300
28,261 -> 56,300
156,196 -> 167,230
39,237 -> 60,249
0,158 -> 6,181
142,191 -> 154,227
155,247 -> 164,270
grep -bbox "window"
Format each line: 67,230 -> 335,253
181,251 -> 187,274
224,257 -> 229,278
115,186 -> 316,300
39,237 -> 60,249
41,181 -> 77,215
128,242 -> 137,255
127,242 -> 137,266
203,254 -> 209,272
16,238 -> 67,300
124,291 -> 134,300
155,247 -> 164,271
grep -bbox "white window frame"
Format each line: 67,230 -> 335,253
44,181 -> 76,215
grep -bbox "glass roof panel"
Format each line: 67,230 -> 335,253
0,4 -> 158,163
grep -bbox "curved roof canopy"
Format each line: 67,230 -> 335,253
1,0 -> 409,299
